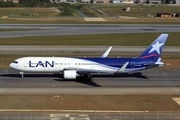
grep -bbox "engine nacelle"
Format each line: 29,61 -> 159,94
63,70 -> 78,79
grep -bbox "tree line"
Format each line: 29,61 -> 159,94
0,1 -> 16,7
0,0 -> 52,7
19,0 -> 51,7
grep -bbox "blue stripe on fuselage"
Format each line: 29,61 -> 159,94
71,57 -> 150,70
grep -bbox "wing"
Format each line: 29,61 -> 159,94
77,69 -> 114,74
64,62 -> 129,74
116,62 -> 129,73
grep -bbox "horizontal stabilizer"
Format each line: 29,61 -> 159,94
155,58 -> 164,66
144,58 -> 164,67
144,64 -> 159,67
116,62 -> 129,73
98,46 -> 112,58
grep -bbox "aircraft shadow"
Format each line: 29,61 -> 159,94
54,72 -> 148,87
93,72 -> 149,79
0,72 -> 148,79
0,72 -> 148,87
0,73 -> 101,87
0,73 -> 60,78
54,77 -> 101,87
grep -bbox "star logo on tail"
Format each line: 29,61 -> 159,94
148,41 -> 164,54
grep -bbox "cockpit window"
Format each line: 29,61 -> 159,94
13,61 -> 18,64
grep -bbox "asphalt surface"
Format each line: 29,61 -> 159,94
0,24 -> 180,38
0,69 -> 180,94
0,45 -> 180,55
77,9 -> 88,18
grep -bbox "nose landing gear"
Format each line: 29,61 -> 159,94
20,72 -> 24,78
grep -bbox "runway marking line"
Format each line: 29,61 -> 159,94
0,109 -> 147,112
84,18 -> 105,21
172,98 -> 180,106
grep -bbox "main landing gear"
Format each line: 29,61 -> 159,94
85,73 -> 93,81
20,72 -> 24,78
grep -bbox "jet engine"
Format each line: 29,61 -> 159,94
63,70 -> 79,79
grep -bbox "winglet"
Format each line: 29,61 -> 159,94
98,46 -> 112,58
116,62 -> 129,73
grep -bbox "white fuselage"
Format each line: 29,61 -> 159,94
9,57 -> 118,73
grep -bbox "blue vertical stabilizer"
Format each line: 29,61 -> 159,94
136,34 -> 168,62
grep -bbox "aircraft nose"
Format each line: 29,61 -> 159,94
9,63 -> 14,69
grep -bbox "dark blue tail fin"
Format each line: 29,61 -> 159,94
137,34 -> 168,62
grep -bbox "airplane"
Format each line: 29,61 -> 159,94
9,34 -> 168,80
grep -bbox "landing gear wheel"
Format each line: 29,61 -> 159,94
90,77 -> 93,82
20,72 -> 24,78
89,75 -> 94,81
85,74 -> 93,81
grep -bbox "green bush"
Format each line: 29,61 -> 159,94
0,1 -> 16,7
60,9 -> 73,16
58,3 -> 76,16
19,0 -> 50,7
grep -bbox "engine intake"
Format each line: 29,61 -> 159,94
63,70 -> 78,79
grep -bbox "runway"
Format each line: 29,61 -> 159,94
0,69 -> 180,94
0,24 -> 180,38
0,45 -> 180,55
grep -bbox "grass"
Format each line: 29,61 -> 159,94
0,95 -> 179,111
94,4 -> 180,17
1,17 -> 180,25
77,5 -> 103,17
160,59 -> 180,69
1,4 -> 179,18
0,33 -> 179,46
0,4 -> 81,18
0,8 -> 57,17
0,5 -> 179,24
1,54 -> 180,69
58,3 -> 81,17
